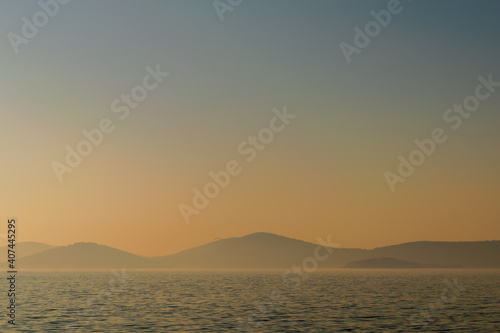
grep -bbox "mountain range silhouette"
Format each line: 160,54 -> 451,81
5,232 -> 500,269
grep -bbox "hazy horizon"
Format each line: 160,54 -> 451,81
4,232 -> 500,271
11,232 -> 500,257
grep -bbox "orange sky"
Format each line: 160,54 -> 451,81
1,1 -> 499,257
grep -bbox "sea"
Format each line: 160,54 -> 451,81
3,269 -> 499,332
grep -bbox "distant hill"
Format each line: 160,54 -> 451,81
344,257 -> 430,269
8,233 -> 500,269
17,242 -> 156,269
370,241 -> 500,268
0,242 -> 53,258
152,232 -> 350,269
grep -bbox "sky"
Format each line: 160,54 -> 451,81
1,0 -> 499,257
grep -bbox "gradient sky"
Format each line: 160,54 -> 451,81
1,0 -> 499,256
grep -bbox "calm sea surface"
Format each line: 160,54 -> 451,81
4,270 -> 500,332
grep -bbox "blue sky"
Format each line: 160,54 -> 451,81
1,0 -> 499,255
